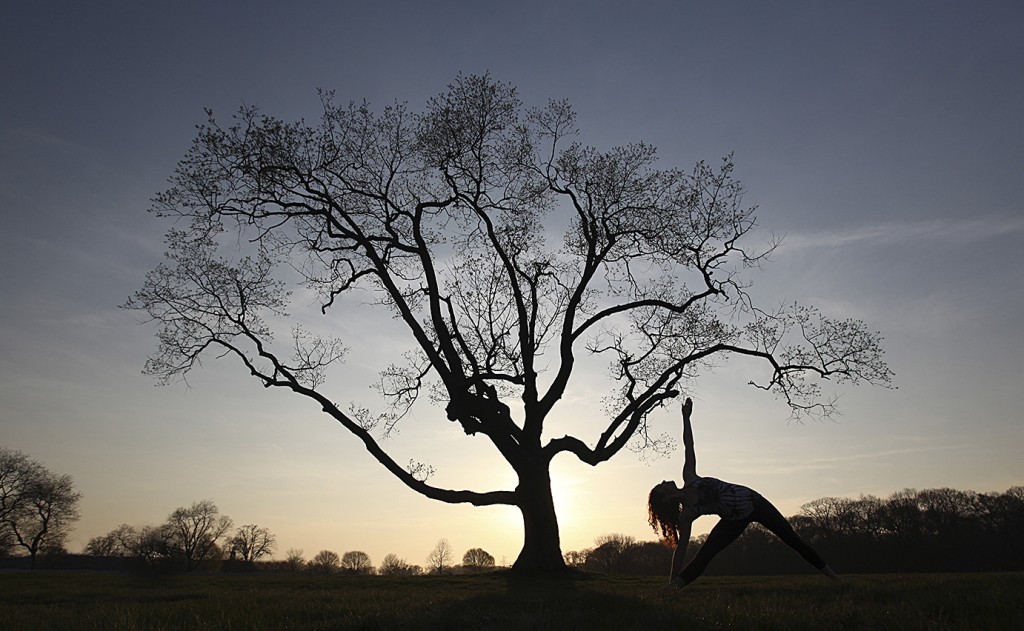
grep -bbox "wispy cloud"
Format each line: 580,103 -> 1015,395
776,215 -> 1024,253
728,444 -> 958,477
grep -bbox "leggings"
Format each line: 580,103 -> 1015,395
679,493 -> 827,584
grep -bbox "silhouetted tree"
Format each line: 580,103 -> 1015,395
127,74 -> 893,571
799,496 -> 869,541
426,538 -> 453,574
917,488 -> 975,536
379,552 -> 421,576
566,535 -> 669,575
462,547 -> 496,570
84,523 -> 139,557
309,549 -> 341,574
620,541 -> 672,575
135,524 -> 176,569
229,524 -> 277,562
165,500 -> 233,571
0,447 -> 81,568
0,448 -> 34,556
283,547 -> 306,572
585,533 -> 636,573
876,489 -> 923,544
341,550 -> 374,574
563,549 -> 589,569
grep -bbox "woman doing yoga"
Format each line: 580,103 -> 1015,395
647,398 -> 840,588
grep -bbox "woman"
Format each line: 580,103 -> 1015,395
648,398 -> 839,588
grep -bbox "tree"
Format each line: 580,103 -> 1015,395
563,549 -> 589,569
0,447 -> 81,568
84,523 -> 139,557
799,496 -> 867,541
283,547 -> 306,572
340,550 -> 374,574
875,489 -> 924,543
426,537 -> 454,574
165,500 -> 233,571
309,549 -> 341,574
378,552 -> 421,576
462,547 -> 495,570
127,74 -> 893,571
228,523 -> 277,562
584,533 -> 636,573
135,524 -> 176,568
619,540 -> 672,575
0,448 -> 35,558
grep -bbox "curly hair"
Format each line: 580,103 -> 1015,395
647,482 -> 684,546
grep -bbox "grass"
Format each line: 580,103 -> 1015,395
1,570 -> 1022,630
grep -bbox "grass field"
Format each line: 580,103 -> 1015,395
2,570 -> 1021,630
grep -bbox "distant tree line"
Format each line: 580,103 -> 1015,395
80,500 -> 271,572
81,514 -> 498,576
275,539 -> 497,576
564,486 -> 1024,576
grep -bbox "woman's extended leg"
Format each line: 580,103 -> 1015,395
678,518 -> 748,585
751,495 -> 838,579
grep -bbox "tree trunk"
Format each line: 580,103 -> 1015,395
511,464 -> 567,572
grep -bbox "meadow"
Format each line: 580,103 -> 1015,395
2,570 -> 1021,630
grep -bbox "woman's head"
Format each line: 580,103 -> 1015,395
647,481 -> 684,545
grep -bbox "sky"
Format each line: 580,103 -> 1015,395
2,1 -> 1022,569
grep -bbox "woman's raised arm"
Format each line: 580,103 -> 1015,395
681,398 -> 697,483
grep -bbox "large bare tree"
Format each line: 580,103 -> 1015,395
127,75 -> 892,571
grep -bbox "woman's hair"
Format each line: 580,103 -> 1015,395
647,482 -> 683,546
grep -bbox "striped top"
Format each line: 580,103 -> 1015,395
685,477 -> 757,521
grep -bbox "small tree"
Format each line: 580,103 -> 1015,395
0,447 -> 81,568
165,500 -> 233,571
283,547 -> 306,572
585,533 -> 636,573
563,549 -> 589,569
426,538 -> 454,574
379,553 -> 421,576
309,549 -> 341,574
462,547 -> 496,571
135,524 -> 176,569
84,523 -> 139,557
228,523 -> 276,562
340,550 -> 374,575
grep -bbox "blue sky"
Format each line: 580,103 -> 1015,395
2,1 -> 1022,566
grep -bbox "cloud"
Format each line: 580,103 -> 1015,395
776,215 -> 1024,253
729,443 -> 958,477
